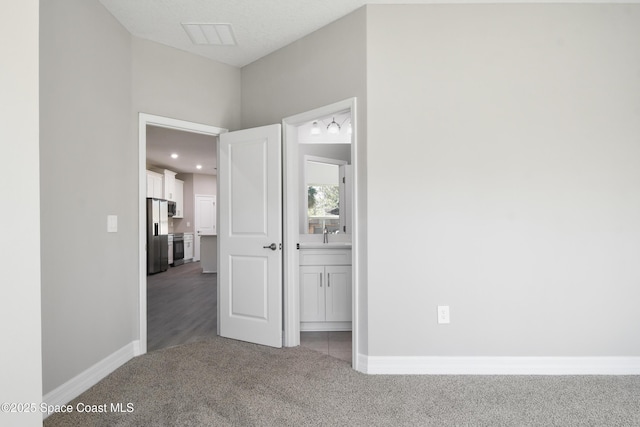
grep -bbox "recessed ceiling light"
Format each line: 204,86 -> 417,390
196,164 -> 203,170
182,23 -> 237,46
171,153 -> 178,159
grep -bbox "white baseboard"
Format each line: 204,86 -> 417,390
132,339 -> 143,357
359,355 -> 640,375
42,341 -> 139,419
301,321 -> 351,332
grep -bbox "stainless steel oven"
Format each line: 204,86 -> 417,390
173,233 -> 184,266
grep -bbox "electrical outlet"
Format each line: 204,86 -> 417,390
107,215 -> 118,233
437,305 -> 450,324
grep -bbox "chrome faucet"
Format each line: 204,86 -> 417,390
323,226 -> 328,244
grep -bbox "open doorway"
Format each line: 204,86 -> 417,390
139,104 -> 359,369
282,98 -> 359,368
138,114 -> 226,355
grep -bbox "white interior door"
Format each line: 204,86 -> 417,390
218,124 -> 282,347
194,194 -> 216,261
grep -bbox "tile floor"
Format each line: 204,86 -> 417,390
300,331 -> 352,364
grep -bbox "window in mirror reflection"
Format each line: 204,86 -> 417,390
308,184 -> 339,234
306,161 -> 340,234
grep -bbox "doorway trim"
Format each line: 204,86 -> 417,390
281,98 -> 359,369
137,113 -> 226,355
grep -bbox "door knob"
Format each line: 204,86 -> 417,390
263,243 -> 277,251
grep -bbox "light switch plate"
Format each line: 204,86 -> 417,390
107,215 -> 118,233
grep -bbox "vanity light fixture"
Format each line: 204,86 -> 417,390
327,117 -> 341,134
310,121 -> 321,135
309,117 -> 351,136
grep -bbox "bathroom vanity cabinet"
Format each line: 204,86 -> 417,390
299,248 -> 352,331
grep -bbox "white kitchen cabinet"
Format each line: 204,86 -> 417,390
174,179 -> 184,218
163,170 -> 177,201
183,233 -> 194,262
299,249 -> 351,331
146,170 -> 163,198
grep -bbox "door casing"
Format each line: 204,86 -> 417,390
138,101 -> 359,370
282,98 -> 359,370
137,113 -> 226,356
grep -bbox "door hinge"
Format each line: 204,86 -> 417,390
296,243 -> 300,250
343,177 -> 345,183
343,226 -> 346,232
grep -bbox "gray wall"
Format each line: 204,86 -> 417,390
40,0 -> 241,395
194,174 -> 217,196
1,1 -> 42,425
241,7 -> 369,354
132,37 -> 241,130
40,0 -> 136,395
366,4 -> 640,356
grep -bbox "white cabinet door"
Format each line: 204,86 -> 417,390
184,234 -> 193,261
300,266 -> 325,322
174,179 -> 184,218
153,175 -> 163,198
325,265 -> 352,322
146,170 -> 163,198
300,264 -> 352,323
163,170 -> 176,201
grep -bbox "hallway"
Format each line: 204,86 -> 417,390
147,262 -> 217,352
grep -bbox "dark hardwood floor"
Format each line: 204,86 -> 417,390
147,261 -> 217,352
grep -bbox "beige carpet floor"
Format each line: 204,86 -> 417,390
44,337 -> 640,426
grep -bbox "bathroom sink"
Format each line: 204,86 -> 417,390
298,242 -> 352,249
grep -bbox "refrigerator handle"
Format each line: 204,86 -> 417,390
154,223 -> 158,236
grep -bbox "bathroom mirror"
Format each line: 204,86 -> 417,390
297,109 -> 352,236
302,156 -> 351,235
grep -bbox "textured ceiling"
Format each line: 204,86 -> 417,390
99,0 -> 369,67
98,0 -> 491,68
99,0 -> 633,68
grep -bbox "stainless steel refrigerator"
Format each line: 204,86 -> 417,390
147,198 -> 169,274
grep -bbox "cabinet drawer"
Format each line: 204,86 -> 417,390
299,249 -> 351,266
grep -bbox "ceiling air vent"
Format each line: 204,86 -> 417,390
182,23 -> 237,46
